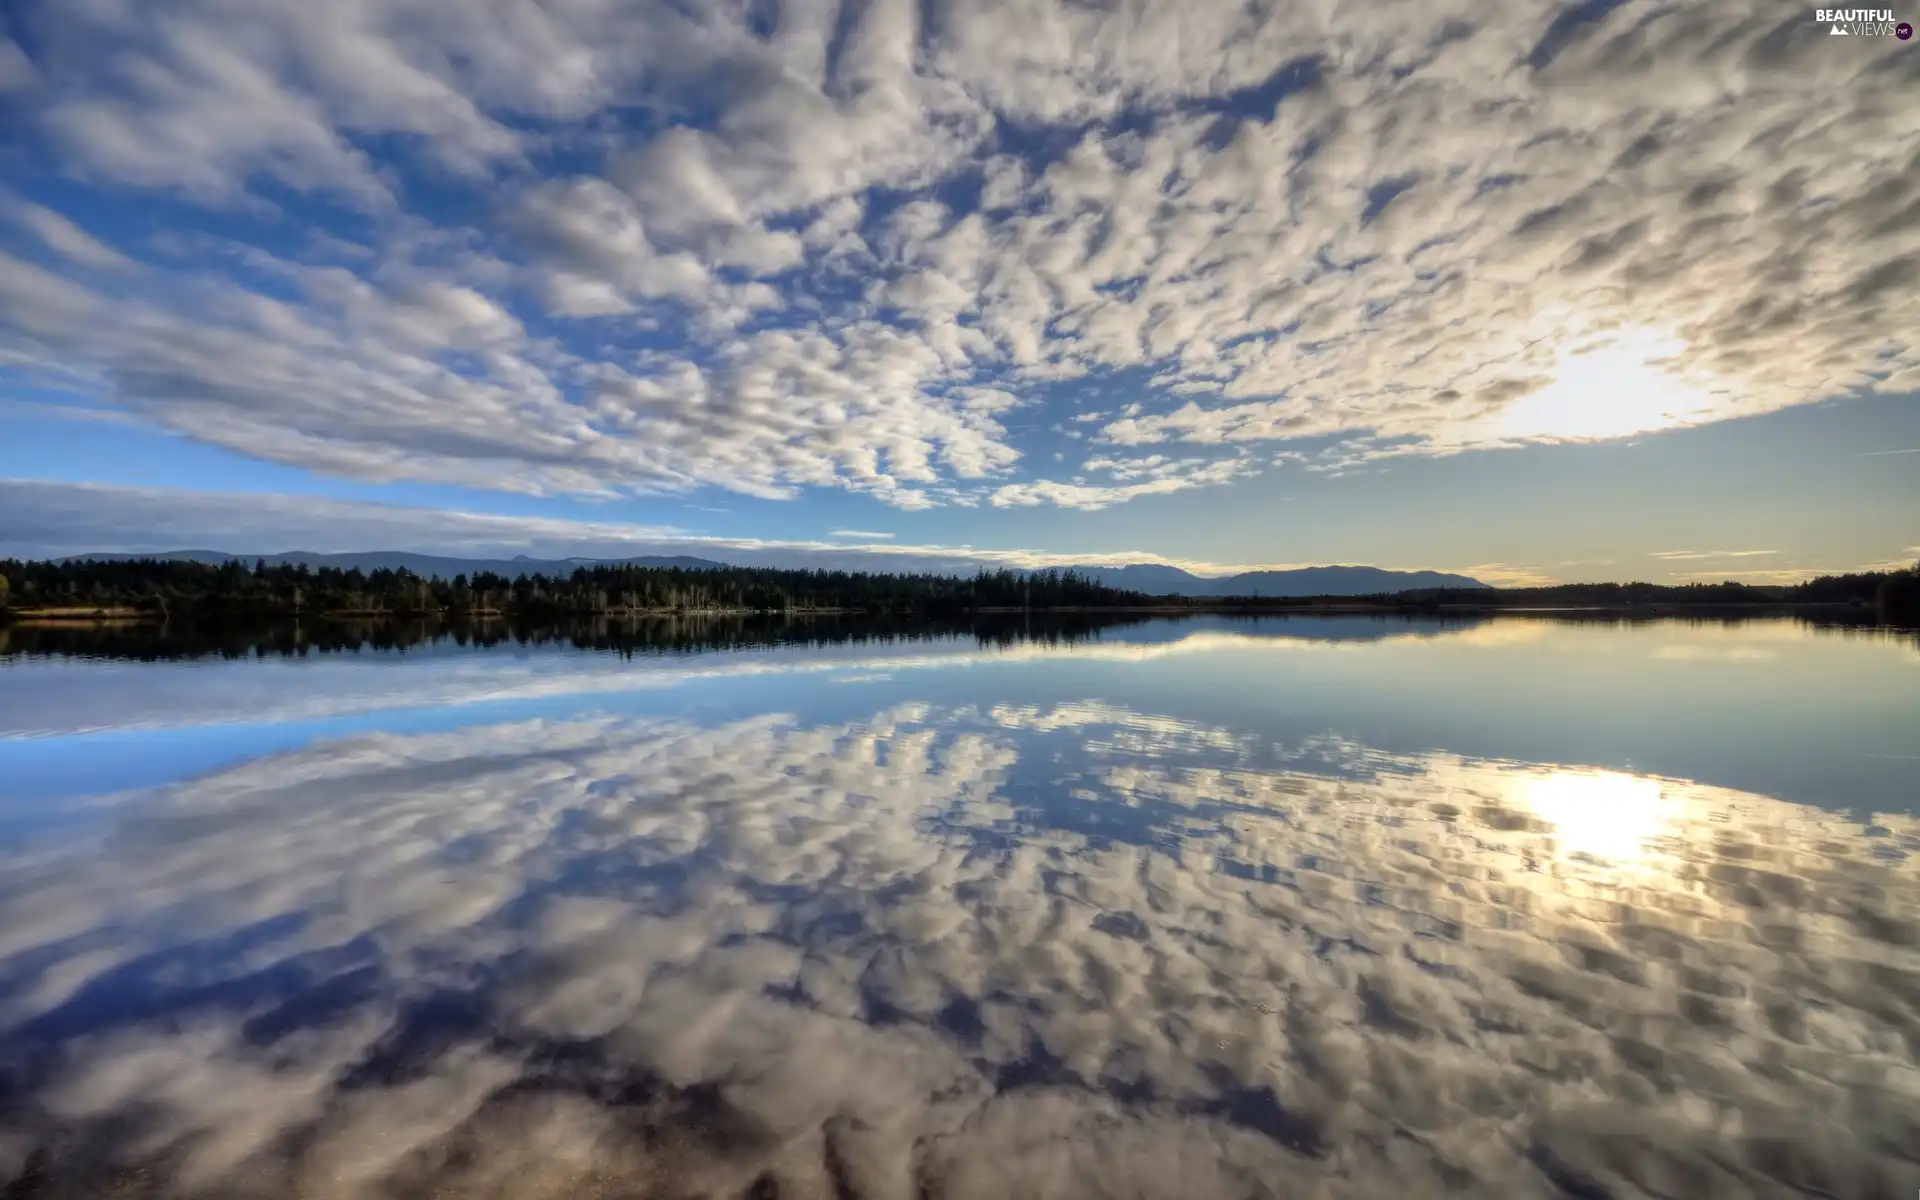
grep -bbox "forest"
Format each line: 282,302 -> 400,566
0,557 -> 1154,619
1,557 -> 1915,623
1399,567 -> 1920,621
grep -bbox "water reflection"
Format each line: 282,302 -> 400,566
7,615 -> 1916,824
1,697 -> 1916,1198
6,610 -> 1910,665
0,612 -> 1181,663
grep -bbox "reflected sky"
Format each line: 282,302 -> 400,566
5,615 -> 1917,816
0,616 -> 1917,1198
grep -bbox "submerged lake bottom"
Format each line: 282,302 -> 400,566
0,613 -> 1917,1198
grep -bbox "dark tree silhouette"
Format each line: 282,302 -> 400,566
2,558 -> 1915,625
0,558 -> 1156,620
1875,562 -> 1920,623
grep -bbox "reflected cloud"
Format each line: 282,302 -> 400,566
990,700 -> 1248,756
9,613 -> 1911,745
0,617 -> 1487,739
1651,644 -> 1779,663
1,699 -> 1917,1197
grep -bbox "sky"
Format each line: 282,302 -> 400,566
0,0 -> 1914,585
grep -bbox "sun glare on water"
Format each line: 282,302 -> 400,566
1520,768 -> 1674,866
1490,327 -> 1726,442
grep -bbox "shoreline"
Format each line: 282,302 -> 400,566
0,599 -> 1891,625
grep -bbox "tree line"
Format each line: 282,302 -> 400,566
1,557 -> 1915,624
1395,567 -> 1920,622
0,557 -> 1153,619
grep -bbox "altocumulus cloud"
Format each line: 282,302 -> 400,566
0,0 -> 1914,511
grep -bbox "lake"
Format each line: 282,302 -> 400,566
1,613 -> 1917,1199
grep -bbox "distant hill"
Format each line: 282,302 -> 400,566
1072,564 -> 1491,597
1067,564 -> 1208,594
59,550 -> 730,579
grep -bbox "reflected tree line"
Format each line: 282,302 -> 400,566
0,611 -> 1176,662
3,609 -> 1911,663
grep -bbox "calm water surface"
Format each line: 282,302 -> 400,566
1,614 -> 1917,1198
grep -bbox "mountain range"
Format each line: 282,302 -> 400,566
57,551 -> 1491,597
1069,564 -> 1492,596
61,549 -> 730,577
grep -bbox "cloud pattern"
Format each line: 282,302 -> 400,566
2,698 -> 1918,1197
1,0 -> 1915,511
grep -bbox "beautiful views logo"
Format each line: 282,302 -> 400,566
1815,7 -> 1909,33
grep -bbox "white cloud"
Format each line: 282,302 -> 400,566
0,192 -> 136,271
0,0 -> 1912,513
991,456 -> 1255,510
827,528 -> 896,539
1649,549 -> 1779,561
0,37 -> 35,93
1670,563 -> 1914,583
1450,561 -> 1559,588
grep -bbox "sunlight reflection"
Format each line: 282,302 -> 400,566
1518,767 -> 1672,866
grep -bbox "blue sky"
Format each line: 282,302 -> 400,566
0,0 -> 1914,583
